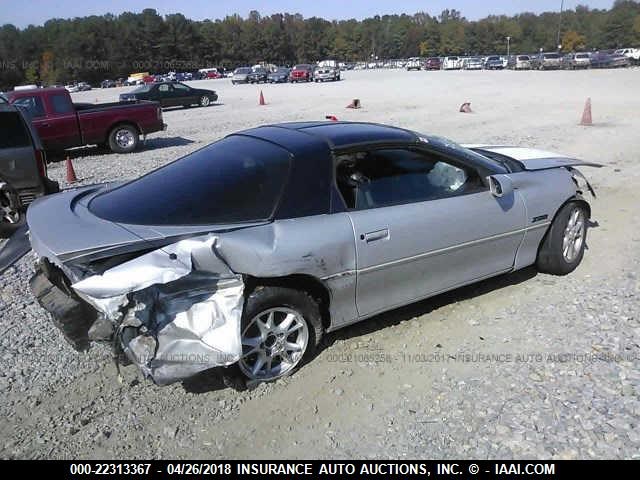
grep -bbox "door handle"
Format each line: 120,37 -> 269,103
361,228 -> 390,243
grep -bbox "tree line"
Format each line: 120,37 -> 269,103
1,1 -> 639,89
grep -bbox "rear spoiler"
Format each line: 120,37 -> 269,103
464,145 -> 603,171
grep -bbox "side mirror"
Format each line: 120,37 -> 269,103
488,174 -> 514,198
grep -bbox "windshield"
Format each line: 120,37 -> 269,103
234,68 -> 251,74
273,68 -> 289,74
576,54 -> 589,58
293,65 -> 310,70
518,56 -> 530,60
544,53 -> 560,59
90,136 -> 292,225
487,56 -> 500,61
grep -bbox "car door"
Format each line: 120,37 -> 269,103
38,92 -> 81,151
336,147 -> 527,318
171,83 -> 194,106
155,84 -> 173,107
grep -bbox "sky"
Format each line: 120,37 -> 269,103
0,0 -> 616,28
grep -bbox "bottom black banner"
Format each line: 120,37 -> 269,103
2,459 -> 634,478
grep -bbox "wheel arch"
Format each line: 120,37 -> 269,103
243,273 -> 331,331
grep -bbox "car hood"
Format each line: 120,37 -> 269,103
463,145 -> 603,170
27,184 -> 268,268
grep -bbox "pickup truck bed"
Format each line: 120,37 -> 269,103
6,88 -> 165,155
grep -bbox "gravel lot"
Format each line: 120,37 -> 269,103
1,68 -> 639,459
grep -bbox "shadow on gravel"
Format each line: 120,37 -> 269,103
47,136 -> 195,161
182,267 -> 539,394
322,266 -> 539,349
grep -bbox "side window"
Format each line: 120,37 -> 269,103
50,94 -> 74,114
336,149 -> 481,210
173,83 -> 189,91
12,96 -> 45,118
158,84 -> 170,92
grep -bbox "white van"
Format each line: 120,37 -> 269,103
442,56 -> 462,70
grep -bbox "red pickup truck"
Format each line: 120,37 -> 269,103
5,88 -> 165,154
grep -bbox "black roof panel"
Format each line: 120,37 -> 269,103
298,122 -> 417,148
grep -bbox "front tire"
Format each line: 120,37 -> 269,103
536,202 -> 588,275
108,125 -> 139,154
238,286 -> 322,382
199,95 -> 211,107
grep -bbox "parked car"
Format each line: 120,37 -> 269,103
267,67 -> 290,83
535,52 -> 563,70
76,82 -> 92,91
463,57 -> 483,70
6,88 -> 165,154
64,84 -> 79,93
231,67 -> 251,85
590,51 -> 630,69
120,82 -> 217,109
509,55 -> 532,70
289,64 -> 314,82
406,58 -> 422,71
314,63 -> 341,82
0,97 -> 59,238
101,79 -> 117,88
246,68 -> 269,84
615,48 -> 640,64
442,56 -> 462,70
565,52 -> 591,69
484,55 -> 504,70
27,120 -> 599,384
424,57 -> 442,70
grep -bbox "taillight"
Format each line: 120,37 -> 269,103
35,149 -> 47,177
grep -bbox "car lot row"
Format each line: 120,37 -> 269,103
407,50 -> 637,71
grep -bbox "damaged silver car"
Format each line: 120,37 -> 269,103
28,121 -> 600,385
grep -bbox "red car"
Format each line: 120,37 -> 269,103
424,57 -> 442,70
6,88 -> 166,154
289,64 -> 314,82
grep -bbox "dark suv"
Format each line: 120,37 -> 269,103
0,96 -> 59,238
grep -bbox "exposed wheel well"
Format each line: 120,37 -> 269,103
244,274 -> 331,331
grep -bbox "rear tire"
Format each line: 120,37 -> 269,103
238,286 -> 323,382
0,181 -> 24,238
536,202 -> 588,275
108,125 -> 139,154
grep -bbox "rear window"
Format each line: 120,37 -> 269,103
50,94 -> 74,114
293,65 -> 311,70
518,55 -> 530,60
576,54 -> 589,59
0,111 -> 31,148
89,136 -> 292,225
544,53 -> 560,59
234,68 -> 251,74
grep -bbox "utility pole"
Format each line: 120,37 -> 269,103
506,36 -> 511,57
556,0 -> 565,51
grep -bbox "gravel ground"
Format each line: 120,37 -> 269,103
0,68 -> 639,459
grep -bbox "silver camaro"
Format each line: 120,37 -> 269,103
27,122 -> 600,385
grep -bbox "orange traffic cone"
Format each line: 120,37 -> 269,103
579,98 -> 592,126
346,99 -> 361,109
66,156 -> 78,183
325,115 -> 338,121
259,90 -> 266,106
459,102 -> 472,113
